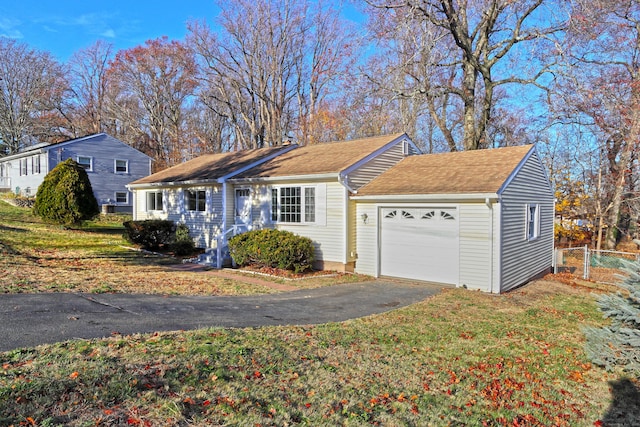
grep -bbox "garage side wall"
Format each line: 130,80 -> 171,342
354,202 -> 379,276
458,203 -> 494,292
499,152 -> 554,292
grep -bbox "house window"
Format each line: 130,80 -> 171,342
271,188 -> 278,222
526,204 -> 540,241
19,159 -> 27,176
272,186 -> 316,224
115,159 -> 128,173
32,156 -> 41,174
146,191 -> 163,211
77,156 -> 93,171
185,189 -> 206,211
304,188 -> 315,222
115,192 -> 128,204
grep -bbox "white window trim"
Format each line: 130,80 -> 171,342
115,191 -> 129,204
19,158 -> 28,176
184,188 -> 207,212
526,203 -> 541,241
77,156 -> 93,171
32,155 -> 41,174
271,185 -> 317,225
146,190 -> 164,212
114,159 -> 129,174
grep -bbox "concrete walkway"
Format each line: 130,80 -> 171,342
0,281 -> 444,352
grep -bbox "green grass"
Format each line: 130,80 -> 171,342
0,200 -> 363,295
0,197 -> 636,426
0,282 -> 625,426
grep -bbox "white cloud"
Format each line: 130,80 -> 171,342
0,17 -> 23,39
101,29 -> 116,38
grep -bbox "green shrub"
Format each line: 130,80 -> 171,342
171,223 -> 196,255
228,228 -> 314,273
123,219 -> 176,251
33,159 -> 99,226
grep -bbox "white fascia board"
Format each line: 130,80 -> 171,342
127,179 -> 219,190
0,147 -> 48,161
227,173 -> 339,184
216,143 -> 299,183
339,133 -> 415,180
496,144 -> 537,195
351,193 -> 499,202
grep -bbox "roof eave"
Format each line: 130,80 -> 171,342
351,192 -> 499,201
228,173 -> 340,183
127,178 -> 220,189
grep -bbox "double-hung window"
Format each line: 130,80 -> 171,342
185,189 -> 206,212
77,156 -> 93,171
32,156 -> 41,174
526,204 -> 540,241
147,191 -> 163,211
19,159 -> 27,176
271,186 -> 316,224
115,159 -> 128,173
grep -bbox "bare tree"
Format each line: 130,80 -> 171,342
365,0 -> 566,151
553,0 -> 640,249
67,40 -> 114,136
107,37 -> 198,169
0,38 -> 69,154
189,0 -> 356,149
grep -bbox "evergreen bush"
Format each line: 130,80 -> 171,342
171,223 -> 196,255
33,159 -> 99,226
584,259 -> 640,374
123,219 -> 176,251
228,229 -> 314,273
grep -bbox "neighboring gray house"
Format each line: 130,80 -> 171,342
128,134 -> 553,293
0,133 -> 152,213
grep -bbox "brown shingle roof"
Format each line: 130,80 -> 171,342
129,145 -> 289,185
356,145 -> 534,196
234,133 -> 407,178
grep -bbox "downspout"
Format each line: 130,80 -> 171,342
486,197 -> 494,294
338,174 -> 356,269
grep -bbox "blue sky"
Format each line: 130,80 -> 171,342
0,1 -> 221,61
0,1 -> 366,62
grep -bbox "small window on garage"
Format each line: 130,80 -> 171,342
526,204 -> 540,241
441,211 -> 455,220
385,210 -> 397,219
421,211 -> 435,220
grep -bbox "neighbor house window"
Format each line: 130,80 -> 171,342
32,155 -> 41,174
77,156 -> 93,171
526,204 -> 540,241
185,189 -> 206,211
271,186 -> 316,224
146,191 -> 163,211
115,192 -> 128,204
19,159 -> 27,176
114,159 -> 128,173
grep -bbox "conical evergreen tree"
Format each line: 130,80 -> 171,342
33,159 -> 100,226
584,261 -> 640,374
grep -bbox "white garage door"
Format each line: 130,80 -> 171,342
380,207 -> 459,284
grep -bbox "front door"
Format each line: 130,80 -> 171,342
235,188 -> 252,226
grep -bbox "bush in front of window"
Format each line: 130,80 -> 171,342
171,223 -> 196,255
228,229 -> 314,273
33,159 -> 99,226
123,219 -> 176,251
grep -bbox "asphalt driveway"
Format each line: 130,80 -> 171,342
0,281 -> 443,352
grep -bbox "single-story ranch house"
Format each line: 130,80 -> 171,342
0,133 -> 152,213
128,133 -> 554,293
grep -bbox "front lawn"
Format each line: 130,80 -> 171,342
1,279 -> 634,426
0,200 -> 363,295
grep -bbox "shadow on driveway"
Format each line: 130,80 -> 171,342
0,281 -> 444,352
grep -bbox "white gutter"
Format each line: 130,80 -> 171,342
227,173 -> 339,183
351,193 -> 499,202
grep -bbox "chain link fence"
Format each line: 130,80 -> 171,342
554,246 -> 639,284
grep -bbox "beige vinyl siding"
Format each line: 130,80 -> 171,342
347,199 -> 357,263
458,203 -> 493,292
347,143 -> 407,190
354,202 -> 379,276
273,181 -> 345,263
499,152 -> 554,292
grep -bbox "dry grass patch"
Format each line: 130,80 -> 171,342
1,280 -> 633,426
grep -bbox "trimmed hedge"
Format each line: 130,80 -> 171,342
123,219 -> 176,251
228,229 -> 314,273
172,223 -> 196,255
